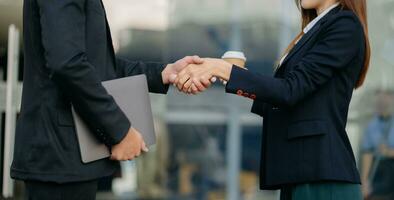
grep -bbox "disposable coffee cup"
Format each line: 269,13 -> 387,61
221,51 -> 247,68
214,51 -> 247,84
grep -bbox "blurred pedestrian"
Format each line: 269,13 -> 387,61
361,90 -> 394,200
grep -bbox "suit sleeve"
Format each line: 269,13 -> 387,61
226,14 -> 364,108
37,0 -> 130,145
250,101 -> 266,117
115,57 -> 170,94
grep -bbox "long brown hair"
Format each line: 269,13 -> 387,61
282,0 -> 371,89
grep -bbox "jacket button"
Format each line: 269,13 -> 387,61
236,90 -> 243,96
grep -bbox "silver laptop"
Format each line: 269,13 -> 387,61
71,74 -> 156,163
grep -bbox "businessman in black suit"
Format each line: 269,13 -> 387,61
11,0 -> 202,199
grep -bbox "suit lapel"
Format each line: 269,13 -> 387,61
279,6 -> 342,68
279,23 -> 321,67
99,0 -> 116,64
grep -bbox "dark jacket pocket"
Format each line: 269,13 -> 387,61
287,120 -> 328,140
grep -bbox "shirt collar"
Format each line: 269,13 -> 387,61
303,3 -> 340,34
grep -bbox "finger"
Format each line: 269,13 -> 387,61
192,55 -> 204,64
192,78 -> 207,92
134,146 -> 141,157
182,79 -> 194,93
116,156 -> 125,161
185,83 -> 196,94
136,135 -> 144,155
127,156 -> 135,161
200,76 -> 212,88
173,70 -> 184,85
191,84 -> 199,94
177,74 -> 190,91
142,141 -> 149,152
137,148 -> 142,157
182,56 -> 194,65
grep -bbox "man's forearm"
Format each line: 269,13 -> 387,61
116,57 -> 170,94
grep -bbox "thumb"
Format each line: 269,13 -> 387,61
191,55 -> 204,64
141,141 -> 149,153
168,74 -> 177,83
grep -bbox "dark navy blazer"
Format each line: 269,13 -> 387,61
226,7 -> 365,189
12,0 -> 168,183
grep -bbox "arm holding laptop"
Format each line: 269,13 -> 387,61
36,0 -> 203,162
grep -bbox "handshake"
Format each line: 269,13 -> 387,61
165,56 -> 232,94
111,52 -> 246,161
165,52 -> 247,94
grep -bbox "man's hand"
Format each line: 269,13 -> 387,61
162,55 -> 204,84
110,127 -> 148,161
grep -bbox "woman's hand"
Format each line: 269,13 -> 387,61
174,58 -> 233,94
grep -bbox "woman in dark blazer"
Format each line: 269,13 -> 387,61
174,0 -> 371,199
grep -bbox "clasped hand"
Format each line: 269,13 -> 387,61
171,57 -> 233,94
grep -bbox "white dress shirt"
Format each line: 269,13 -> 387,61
278,3 -> 340,67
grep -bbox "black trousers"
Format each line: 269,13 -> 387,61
24,180 -> 98,200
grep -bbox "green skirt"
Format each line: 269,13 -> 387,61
280,182 -> 362,200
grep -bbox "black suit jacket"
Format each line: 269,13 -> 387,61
226,7 -> 365,189
11,0 -> 169,183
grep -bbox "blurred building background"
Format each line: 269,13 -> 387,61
0,0 -> 394,199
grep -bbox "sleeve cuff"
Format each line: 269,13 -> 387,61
225,65 -> 250,94
96,106 -> 131,146
108,118 -> 131,145
147,63 -> 170,94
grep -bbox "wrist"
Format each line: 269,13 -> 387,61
162,64 -> 172,84
216,60 -> 232,81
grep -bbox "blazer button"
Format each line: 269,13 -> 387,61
236,90 -> 243,96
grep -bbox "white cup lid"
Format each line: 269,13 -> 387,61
221,51 -> 247,61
